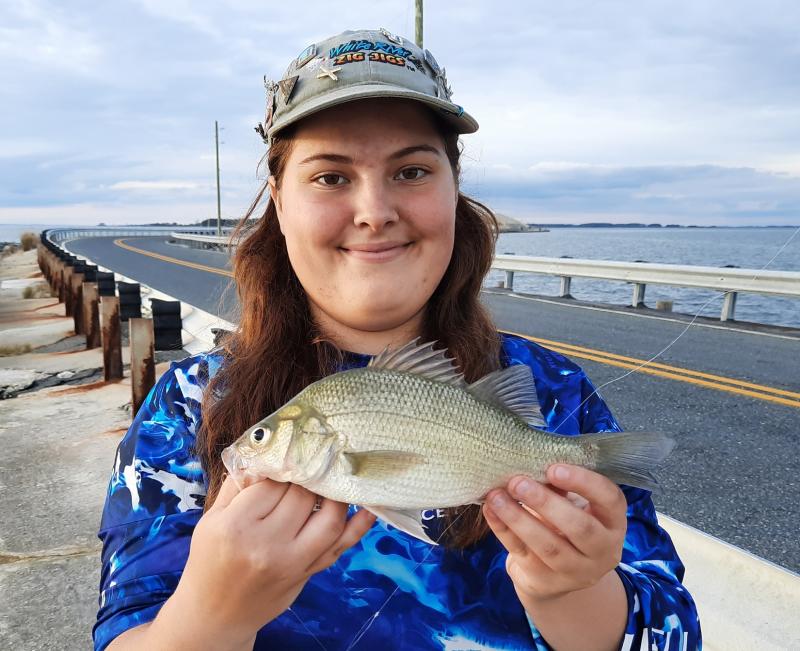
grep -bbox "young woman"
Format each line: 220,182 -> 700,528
95,29 -> 700,651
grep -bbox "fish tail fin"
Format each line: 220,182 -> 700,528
578,431 -> 675,493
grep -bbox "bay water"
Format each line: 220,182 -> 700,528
488,227 -> 800,329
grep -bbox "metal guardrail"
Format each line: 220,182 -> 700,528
492,255 -> 800,322
47,227 -> 232,244
169,232 -> 233,249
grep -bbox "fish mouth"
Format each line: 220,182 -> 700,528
221,446 -> 251,489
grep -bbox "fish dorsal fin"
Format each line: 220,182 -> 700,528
467,364 -> 546,428
368,338 -> 466,388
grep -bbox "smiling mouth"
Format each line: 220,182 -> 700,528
340,242 -> 413,261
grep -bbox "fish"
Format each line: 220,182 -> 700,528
221,339 -> 674,544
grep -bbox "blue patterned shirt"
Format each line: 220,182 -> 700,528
94,333 -> 701,650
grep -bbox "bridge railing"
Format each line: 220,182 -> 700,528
46,226 -> 232,245
491,255 -> 800,322
168,232 -> 235,249
49,229 -> 800,324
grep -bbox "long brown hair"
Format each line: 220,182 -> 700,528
199,114 -> 501,548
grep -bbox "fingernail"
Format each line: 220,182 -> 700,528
490,492 -> 507,509
513,478 -> 534,496
553,465 -> 570,481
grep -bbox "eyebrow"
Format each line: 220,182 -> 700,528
297,144 -> 443,166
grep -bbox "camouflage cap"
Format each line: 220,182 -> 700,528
256,28 -> 478,144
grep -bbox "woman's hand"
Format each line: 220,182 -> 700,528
172,475 -> 375,646
483,464 -> 628,604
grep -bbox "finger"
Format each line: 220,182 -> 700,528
484,503 -> 554,580
508,476 -> 607,557
505,553 -> 556,598
483,502 -> 528,557
227,477 -> 291,520
546,465 -> 628,530
304,507 -> 376,575
486,489 -> 584,572
260,483 -> 318,539
208,474 -> 241,511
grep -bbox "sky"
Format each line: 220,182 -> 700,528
2,0 -> 799,226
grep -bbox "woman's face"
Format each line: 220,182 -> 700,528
270,99 -> 457,351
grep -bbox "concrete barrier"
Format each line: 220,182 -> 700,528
659,514 -> 800,650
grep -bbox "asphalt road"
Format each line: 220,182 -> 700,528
68,236 -> 800,572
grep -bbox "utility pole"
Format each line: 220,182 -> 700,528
215,120 -> 222,237
415,0 -> 423,48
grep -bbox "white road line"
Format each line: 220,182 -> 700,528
482,289 -> 800,341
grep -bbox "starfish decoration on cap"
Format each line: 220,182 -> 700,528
316,63 -> 343,81
436,67 -> 453,100
255,77 -> 277,143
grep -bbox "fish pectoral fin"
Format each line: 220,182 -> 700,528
363,505 -> 438,546
342,450 -> 425,477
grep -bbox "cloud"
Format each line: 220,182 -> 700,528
108,180 -> 202,192
1,1 -> 800,226
463,162 -> 800,225
0,0 -> 103,76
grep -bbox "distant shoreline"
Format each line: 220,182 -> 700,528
516,223 -> 800,229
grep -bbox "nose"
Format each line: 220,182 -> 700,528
353,177 -> 399,231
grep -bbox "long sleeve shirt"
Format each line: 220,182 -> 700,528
94,333 -> 701,650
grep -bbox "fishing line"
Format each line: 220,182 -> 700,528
551,225 -> 800,435
343,510 -> 468,651
286,606 -> 328,651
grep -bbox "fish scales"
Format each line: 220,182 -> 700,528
295,368 -> 593,507
222,339 -> 673,543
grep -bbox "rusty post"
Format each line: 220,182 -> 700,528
53,260 -> 64,303
50,255 -> 60,298
56,258 -> 65,302
71,272 -> 85,334
63,266 -> 73,315
100,296 -> 123,381
129,318 -> 156,415
55,262 -> 63,303
82,282 -> 101,349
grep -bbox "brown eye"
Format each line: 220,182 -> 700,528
251,427 -> 270,444
397,167 -> 426,181
317,173 -> 346,186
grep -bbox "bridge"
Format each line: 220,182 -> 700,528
48,228 -> 800,648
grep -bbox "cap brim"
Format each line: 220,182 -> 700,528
268,82 -> 479,139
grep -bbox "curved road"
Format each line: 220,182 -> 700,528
68,236 -> 800,572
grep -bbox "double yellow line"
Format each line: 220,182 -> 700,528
113,238 -> 799,408
502,329 -> 800,408
113,239 -> 233,278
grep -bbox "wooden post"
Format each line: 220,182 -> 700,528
129,318 -> 156,415
100,296 -> 123,381
71,273 -> 85,334
656,300 -> 673,312
63,266 -> 73,315
82,282 -> 101,349
52,258 -> 63,301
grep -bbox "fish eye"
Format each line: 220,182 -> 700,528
250,427 -> 271,444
